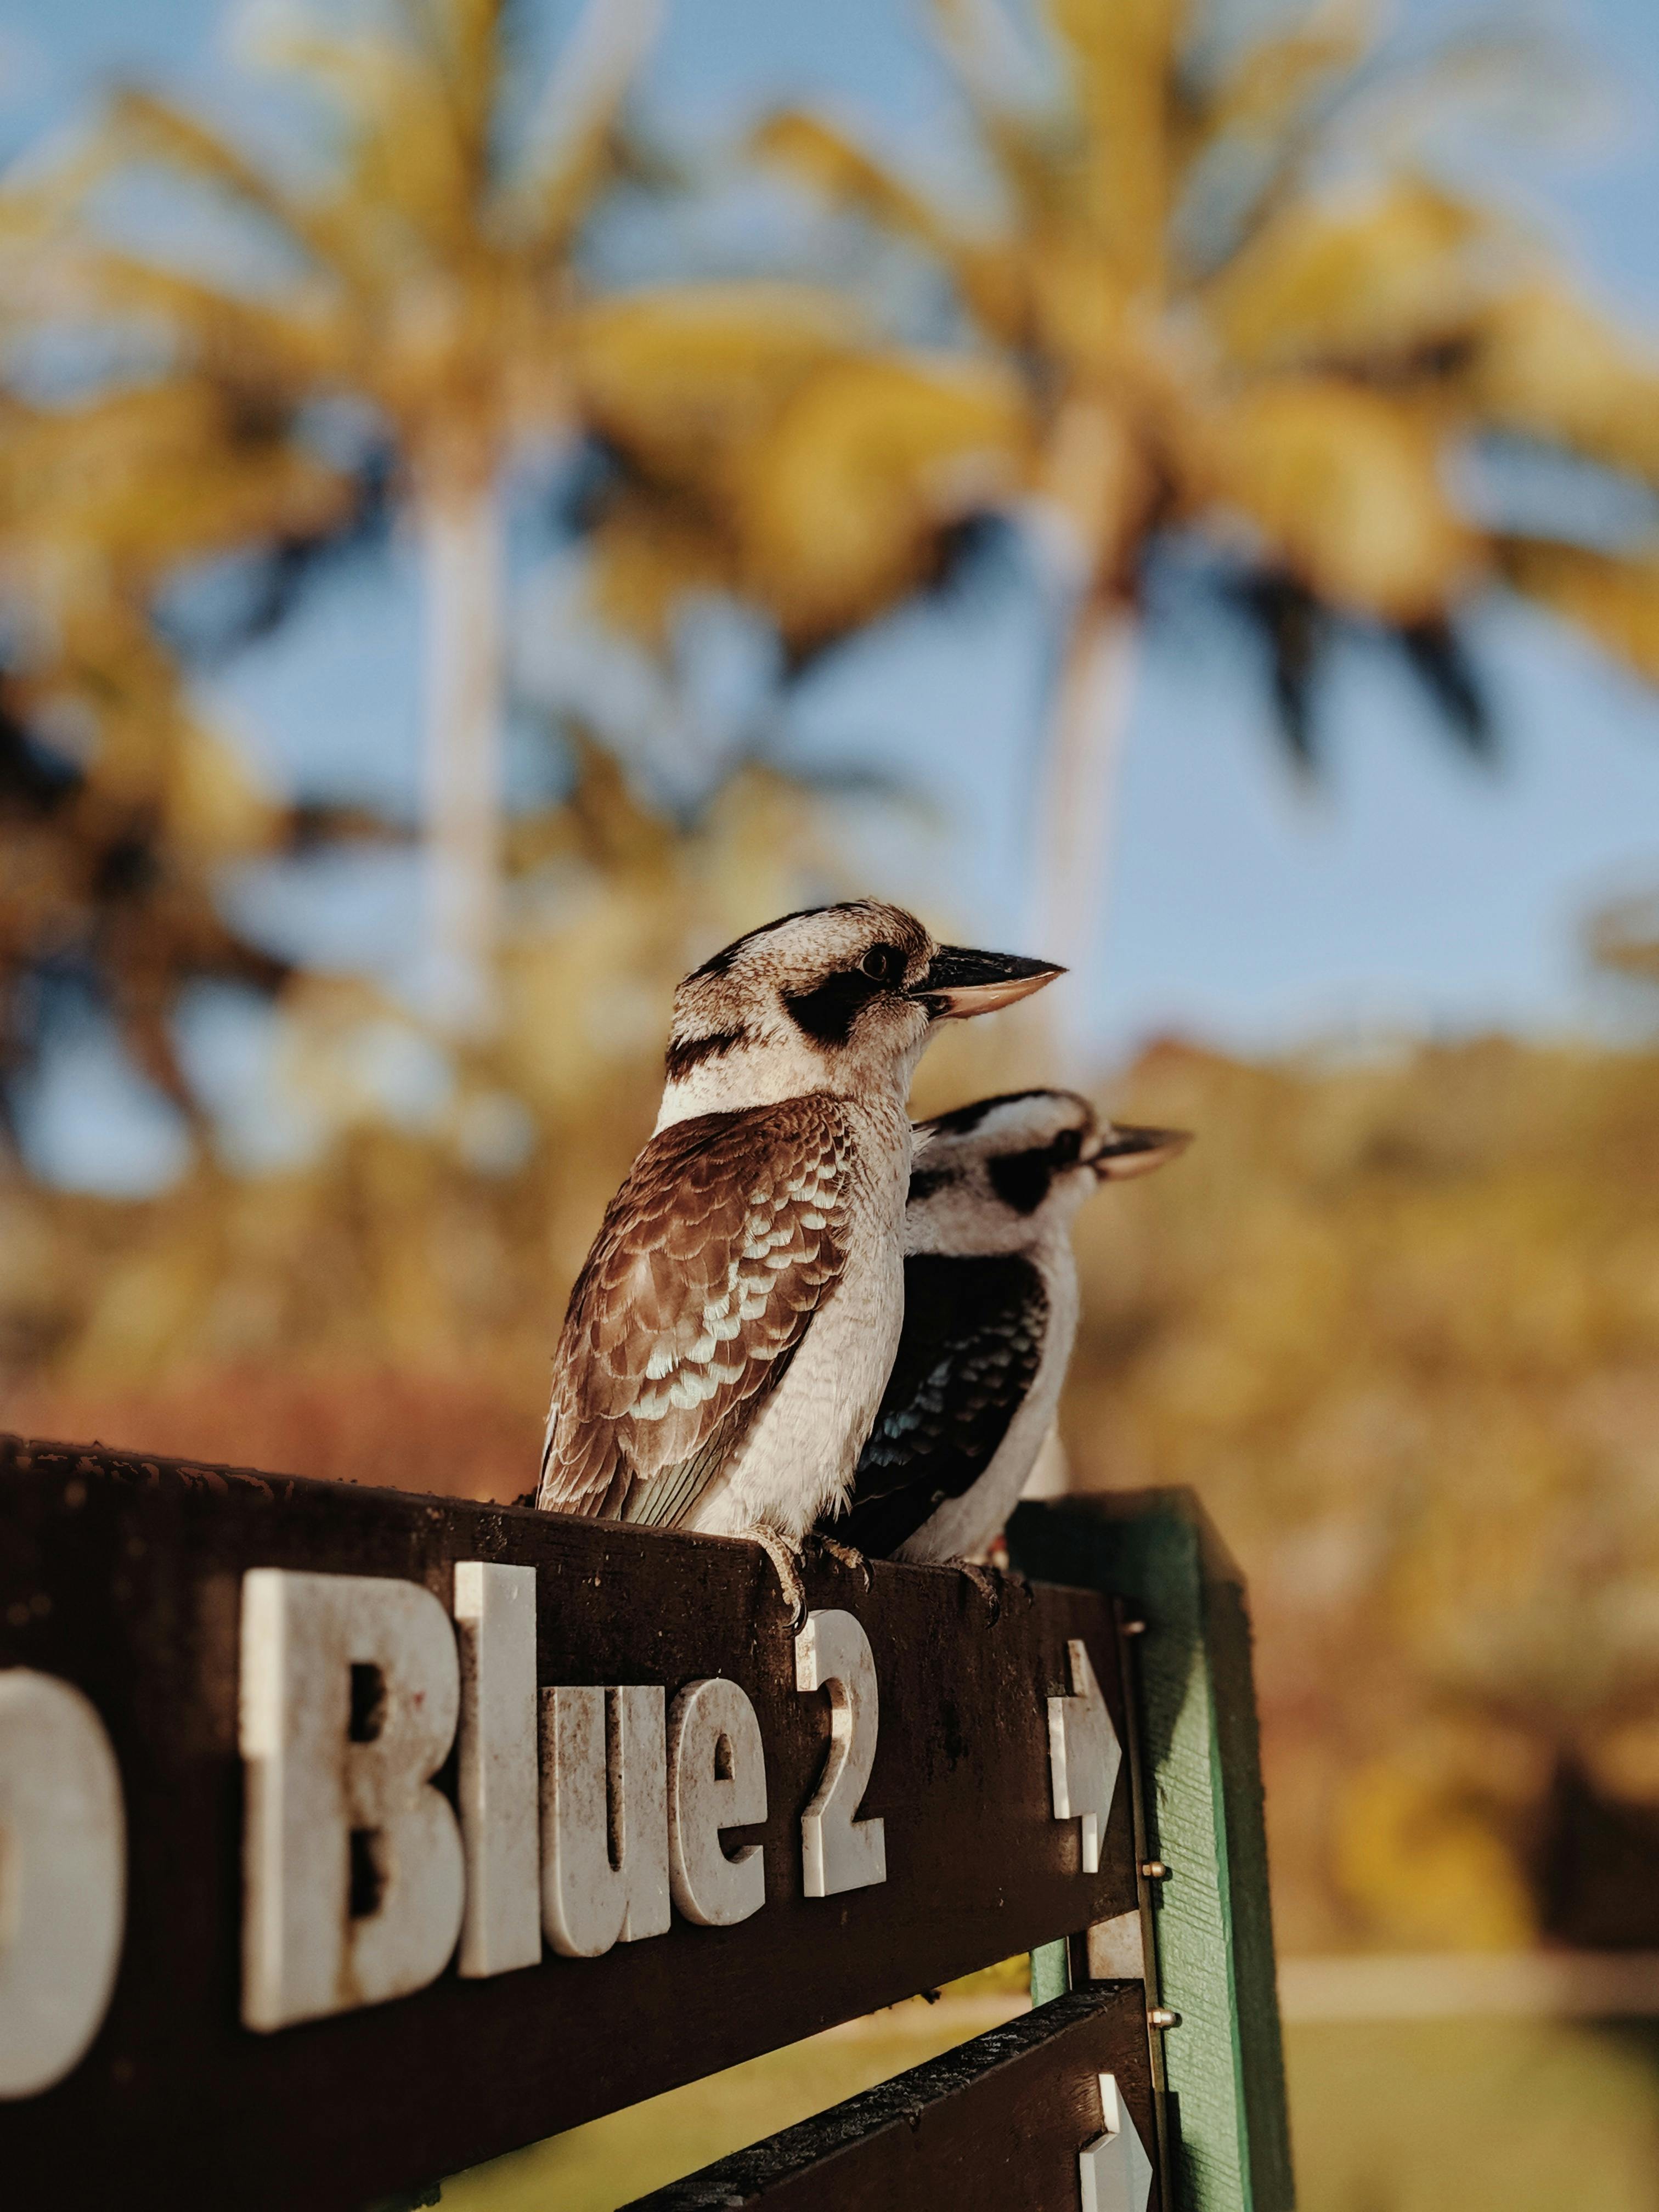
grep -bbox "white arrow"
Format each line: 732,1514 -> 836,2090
1047,1639 -> 1121,1875
1079,2072 -> 1154,2212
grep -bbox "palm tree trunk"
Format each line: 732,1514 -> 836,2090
416,473 -> 504,1036
1023,589 -> 1139,1074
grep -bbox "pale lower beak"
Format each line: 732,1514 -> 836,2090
911,946 -> 1065,1021
1087,1125 -> 1192,1180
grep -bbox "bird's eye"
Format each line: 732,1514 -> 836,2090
860,943 -> 904,985
1052,1128 -> 1082,1165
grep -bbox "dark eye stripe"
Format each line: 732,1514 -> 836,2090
784,969 -> 885,1048
988,1148 -> 1054,1215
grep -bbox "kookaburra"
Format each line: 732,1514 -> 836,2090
535,903 -> 1061,1616
831,1089 -> 1190,1571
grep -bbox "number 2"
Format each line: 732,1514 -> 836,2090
794,1610 -> 887,1897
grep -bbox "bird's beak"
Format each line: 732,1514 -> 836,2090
911,946 -> 1065,1021
1087,1124 -> 1193,1180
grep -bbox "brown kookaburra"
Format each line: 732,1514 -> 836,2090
831,1090 -> 1190,1571
535,901 -> 1061,1616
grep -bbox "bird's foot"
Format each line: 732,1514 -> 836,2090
747,1526 -> 809,1631
811,1533 -> 873,1591
948,1558 -> 1006,1621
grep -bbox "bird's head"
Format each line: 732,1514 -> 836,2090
904,1090 -> 1192,1255
657,902 -> 1062,1126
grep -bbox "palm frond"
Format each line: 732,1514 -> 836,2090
751,112 -> 958,258
585,493 -> 737,651
731,352 -> 1030,648
749,109 -> 1028,345
1199,379 -> 1470,622
1465,286 -> 1659,492
1233,569 -> 1325,776
1203,177 -> 1491,375
512,0 -> 662,261
1499,538 -> 1659,684
1194,8 -> 1371,155
103,88 -> 352,286
569,286 -> 858,492
269,29 -> 479,268
57,249 -> 342,388
1396,617 -> 1493,758
1043,0 -> 1182,284
408,0 -> 506,172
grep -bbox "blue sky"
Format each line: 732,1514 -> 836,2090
6,0 -> 1659,1185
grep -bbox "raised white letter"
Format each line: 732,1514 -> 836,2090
540,1685 -> 669,1957
0,1671 -> 125,2097
454,1561 -> 540,1977
795,1610 -> 885,1897
667,1677 -> 766,1927
240,1570 -> 464,2030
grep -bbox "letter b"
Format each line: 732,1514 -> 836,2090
240,1570 -> 464,2030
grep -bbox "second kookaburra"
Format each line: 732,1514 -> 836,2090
832,1090 -> 1190,1568
536,902 -> 1061,1615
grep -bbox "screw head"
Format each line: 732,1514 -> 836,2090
1121,1618 -> 1148,1636
1148,2007 -> 1182,2030
1140,1859 -> 1171,1881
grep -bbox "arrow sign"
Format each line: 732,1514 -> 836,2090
1047,1639 -> 1121,1875
1079,2070 -> 1154,2212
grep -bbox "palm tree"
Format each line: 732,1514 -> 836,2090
726,1 -> 1659,1048
0,375 -> 351,1143
47,0 -> 667,1034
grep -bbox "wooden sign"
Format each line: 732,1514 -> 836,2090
631,1985 -> 1159,2211
0,1438 -> 1172,2212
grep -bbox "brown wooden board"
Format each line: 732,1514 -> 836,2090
0,1438 -> 1139,2212
628,1984 -> 1162,2212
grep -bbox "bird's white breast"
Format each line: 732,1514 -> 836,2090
685,1094 -> 912,1543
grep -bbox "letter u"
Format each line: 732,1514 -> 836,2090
540,1685 -> 669,1957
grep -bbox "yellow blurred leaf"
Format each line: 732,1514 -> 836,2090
586,495 -> 736,649
105,87 -> 358,288
1045,0 -> 1178,285
164,725 -> 283,860
1197,7 -> 1372,148
734,353 -> 1031,646
1203,379 -> 1472,618
1467,284 -> 1659,487
1499,538 -> 1659,683
569,285 -> 856,492
1206,179 -> 1492,372
751,112 -> 956,256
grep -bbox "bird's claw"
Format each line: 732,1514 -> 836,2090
812,1534 -> 873,1590
951,1559 -> 1004,1620
748,1526 -> 809,1632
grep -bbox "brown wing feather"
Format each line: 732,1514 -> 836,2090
537,1096 -> 853,1520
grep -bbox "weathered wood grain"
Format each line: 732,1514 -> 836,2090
627,1984 -> 1161,2212
0,1438 -> 1138,2212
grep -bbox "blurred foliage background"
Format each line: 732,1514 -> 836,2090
7,0 -> 1659,2122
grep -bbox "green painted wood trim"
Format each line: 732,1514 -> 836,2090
1029,1938 -> 1071,2007
1008,1492 -> 1294,2212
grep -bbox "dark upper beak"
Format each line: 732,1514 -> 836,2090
910,946 -> 1065,1022
1086,1124 -> 1193,1180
